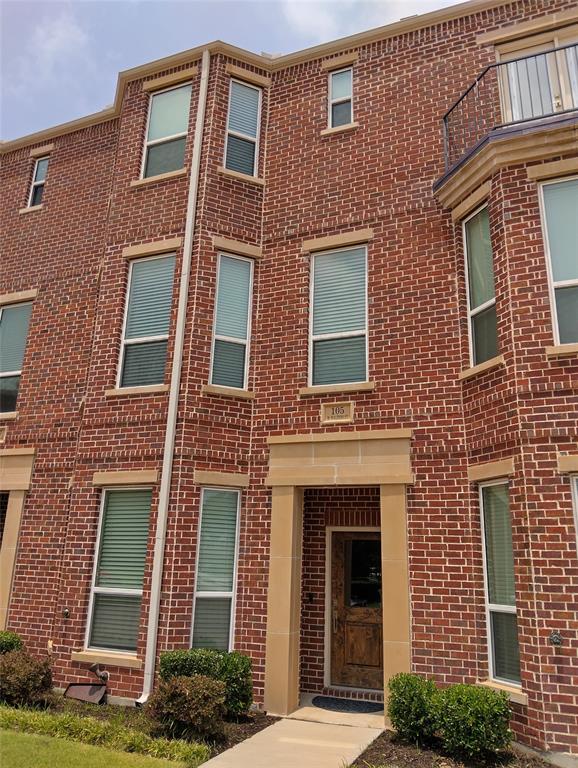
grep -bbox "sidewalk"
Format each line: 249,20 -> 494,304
201,717 -> 382,768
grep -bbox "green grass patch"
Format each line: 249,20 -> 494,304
0,706 -> 210,767
0,729 -> 179,767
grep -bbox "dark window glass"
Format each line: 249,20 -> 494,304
0,493 -> 8,547
144,136 -> 186,178
0,376 -> 20,413
121,341 -> 167,387
345,539 -> 381,608
472,304 -> 498,364
225,135 -> 255,176
491,611 -> 521,684
30,185 -> 44,206
331,100 -> 352,128
555,285 -> 578,344
211,340 -> 246,389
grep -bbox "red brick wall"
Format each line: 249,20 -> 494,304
1,0 -> 577,753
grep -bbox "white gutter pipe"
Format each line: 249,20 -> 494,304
137,48 -> 211,703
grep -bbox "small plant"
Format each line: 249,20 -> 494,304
159,648 -> 253,718
0,649 -> 53,708
433,683 -> 512,758
387,672 -> 437,745
146,674 -> 226,741
0,631 -> 24,655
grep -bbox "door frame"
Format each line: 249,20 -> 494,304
323,525 -> 381,691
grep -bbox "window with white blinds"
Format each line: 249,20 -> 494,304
224,79 -> 261,177
143,83 -> 192,179
87,488 -> 152,652
310,246 -> 367,386
0,302 -> 32,413
28,157 -> 49,207
481,482 -> 521,685
210,254 -> 253,390
329,68 -> 353,128
191,488 -> 239,652
119,254 -> 176,388
464,206 -> 499,366
540,176 -> 578,345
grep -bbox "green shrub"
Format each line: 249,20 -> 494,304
387,672 -> 437,745
159,648 -> 253,718
146,675 -> 226,741
0,650 -> 53,708
0,705 -> 210,767
433,684 -> 512,758
0,631 -> 24,655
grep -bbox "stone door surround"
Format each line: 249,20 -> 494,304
263,429 -> 412,718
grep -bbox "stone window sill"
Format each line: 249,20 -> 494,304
217,166 -> 265,187
71,649 -> 142,670
19,205 -> 43,215
130,168 -> 187,188
476,679 -> 528,706
201,384 -> 255,400
320,122 -> 359,137
458,354 -> 505,381
298,381 -> 376,397
0,411 -> 18,420
545,343 -> 578,359
105,384 -> 169,397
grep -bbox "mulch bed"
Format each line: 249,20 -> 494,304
213,711 -> 279,755
350,731 -> 551,768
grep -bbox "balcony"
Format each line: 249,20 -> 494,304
442,43 -> 578,176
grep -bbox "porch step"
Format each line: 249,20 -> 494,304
201,718 -> 382,768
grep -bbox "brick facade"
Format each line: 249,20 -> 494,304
1,0 -> 577,756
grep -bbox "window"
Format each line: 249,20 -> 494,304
191,488 -> 239,651
480,482 -> 521,685
572,476 -> 578,553
210,254 -> 253,390
540,176 -> 578,344
28,157 -> 49,207
87,488 -> 152,652
310,246 -> 367,386
464,206 -> 499,366
143,83 -> 192,178
224,79 -> 261,177
0,302 -> 32,413
329,68 -> 353,128
119,254 -> 175,388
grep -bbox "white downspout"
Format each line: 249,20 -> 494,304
137,48 -> 211,704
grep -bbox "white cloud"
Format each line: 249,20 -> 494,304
280,0 -> 459,46
7,10 -> 91,99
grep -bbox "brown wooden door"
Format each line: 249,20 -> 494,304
330,531 -> 383,689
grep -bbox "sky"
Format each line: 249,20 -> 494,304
1,0 -> 462,141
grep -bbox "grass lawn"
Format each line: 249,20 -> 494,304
0,729 -> 180,768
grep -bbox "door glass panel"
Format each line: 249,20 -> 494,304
345,539 -> 381,608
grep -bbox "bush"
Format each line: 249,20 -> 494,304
0,649 -> 53,708
159,648 -> 253,718
0,705 -> 210,767
387,673 -> 437,745
146,675 -> 226,741
433,684 -> 512,758
0,631 -> 23,655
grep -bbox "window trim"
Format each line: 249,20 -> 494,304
140,82 -> 192,180
117,252 -> 175,389
85,486 -> 150,653
223,78 -> 262,178
209,252 -> 254,391
538,175 -> 578,346
189,486 -> 241,652
328,66 -> 354,129
462,203 -> 497,367
308,245 -> 369,388
0,301 -> 32,413
571,475 -> 578,554
479,478 -> 521,688
28,156 -> 49,208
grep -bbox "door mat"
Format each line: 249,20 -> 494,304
311,695 -> 383,714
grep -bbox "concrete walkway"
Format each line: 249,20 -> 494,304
202,717 -> 382,768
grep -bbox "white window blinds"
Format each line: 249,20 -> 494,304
143,84 -> 192,178
225,80 -> 261,177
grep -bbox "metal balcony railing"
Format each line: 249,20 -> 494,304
443,43 -> 578,171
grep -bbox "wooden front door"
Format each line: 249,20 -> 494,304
330,531 -> 383,689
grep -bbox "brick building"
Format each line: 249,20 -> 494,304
1,0 -> 577,759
